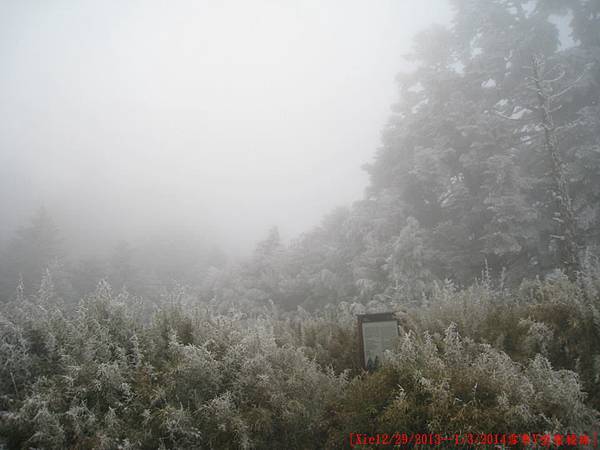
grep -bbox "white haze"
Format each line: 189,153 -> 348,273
0,0 -> 451,256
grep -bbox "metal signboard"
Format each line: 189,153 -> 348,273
357,312 -> 399,370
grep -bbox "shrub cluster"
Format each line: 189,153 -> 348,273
1,274 -> 599,449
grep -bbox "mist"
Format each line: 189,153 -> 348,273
2,1 -> 600,447
0,0 -> 451,256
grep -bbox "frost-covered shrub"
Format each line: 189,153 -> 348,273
0,282 -> 351,449
277,303 -> 362,375
327,325 -> 597,447
0,314 -> 31,409
1,276 -> 599,449
517,273 -> 600,409
402,273 -> 600,409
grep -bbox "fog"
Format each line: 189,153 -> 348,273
0,0 -> 451,256
2,2 -> 600,445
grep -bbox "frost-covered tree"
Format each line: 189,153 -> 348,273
0,208 -> 64,301
363,0 -> 600,285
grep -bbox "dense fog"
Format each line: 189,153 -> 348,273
0,0 -> 450,256
1,1 -> 600,449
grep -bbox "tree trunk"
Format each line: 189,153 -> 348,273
530,55 -> 579,280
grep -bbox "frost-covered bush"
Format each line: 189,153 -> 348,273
400,269 -> 600,409
326,325 -> 597,448
517,271 -> 600,409
275,303 -> 363,375
0,282 -> 348,449
1,275 -> 599,449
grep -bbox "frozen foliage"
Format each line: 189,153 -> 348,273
1,270 -> 600,448
328,326 -> 594,446
0,283 -> 347,449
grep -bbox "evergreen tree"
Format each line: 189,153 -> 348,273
364,0 -> 599,284
0,208 -> 64,300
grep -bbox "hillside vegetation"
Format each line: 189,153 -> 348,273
1,0 -> 600,448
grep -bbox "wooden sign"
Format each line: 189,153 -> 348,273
357,312 -> 399,370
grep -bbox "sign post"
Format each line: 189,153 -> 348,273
357,312 -> 399,370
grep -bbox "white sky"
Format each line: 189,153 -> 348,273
0,0 -> 451,255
